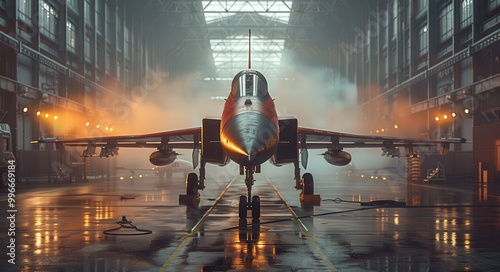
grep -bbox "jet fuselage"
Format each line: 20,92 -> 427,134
220,70 -> 279,166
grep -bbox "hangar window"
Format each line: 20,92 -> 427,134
202,1 -> 291,24
416,0 -> 427,14
40,0 -> 59,42
209,36 -> 284,80
203,1 -> 290,79
488,0 -> 500,12
85,0 -> 93,26
96,0 -> 103,33
18,0 -> 33,25
68,0 -> 79,13
460,0 -> 473,29
67,19 -> 78,53
418,23 -> 428,56
438,2 -> 453,43
85,33 -> 93,62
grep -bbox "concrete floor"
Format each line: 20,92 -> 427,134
1,167 -> 500,271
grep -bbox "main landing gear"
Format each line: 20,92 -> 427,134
297,172 -> 321,206
178,172 -> 201,206
239,166 -> 261,219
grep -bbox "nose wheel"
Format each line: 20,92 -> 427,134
238,166 -> 261,219
239,195 -> 261,219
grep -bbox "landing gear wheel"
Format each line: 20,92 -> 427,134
302,173 -> 314,195
186,173 -> 199,195
251,195 -> 260,219
239,195 -> 248,219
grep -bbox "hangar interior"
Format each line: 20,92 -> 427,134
0,0 -> 499,182
2,1 -> 500,271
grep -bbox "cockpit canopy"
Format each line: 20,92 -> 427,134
230,70 -> 269,99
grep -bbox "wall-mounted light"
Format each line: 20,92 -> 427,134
22,107 -> 28,113
36,111 -> 41,116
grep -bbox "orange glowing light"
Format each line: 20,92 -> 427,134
96,125 -> 100,129
394,125 -> 398,129
85,122 -> 90,126
451,112 -> 456,117
443,114 -> 448,119
220,133 -> 248,157
435,116 -> 439,121
53,115 -> 58,120
45,113 -> 49,118
23,107 -> 28,113
37,111 -> 41,116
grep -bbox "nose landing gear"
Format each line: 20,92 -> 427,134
239,166 -> 261,219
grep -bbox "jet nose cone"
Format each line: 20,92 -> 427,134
244,146 -> 259,163
221,112 -> 279,166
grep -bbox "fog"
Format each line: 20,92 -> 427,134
112,70 -> 225,170
269,59 -> 402,176
108,58 -> 410,176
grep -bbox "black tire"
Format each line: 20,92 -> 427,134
239,195 -> 247,219
251,195 -> 260,219
302,173 -> 314,195
186,173 -> 198,195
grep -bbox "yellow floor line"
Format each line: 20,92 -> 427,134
268,177 -> 338,272
159,177 -> 236,271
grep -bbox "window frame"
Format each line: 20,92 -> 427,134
40,0 -> 60,42
438,2 -> 453,43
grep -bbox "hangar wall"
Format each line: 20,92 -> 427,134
0,0 -> 162,180
336,0 -> 500,181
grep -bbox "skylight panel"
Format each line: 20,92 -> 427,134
202,0 -> 292,24
210,36 -> 285,78
202,1 -> 291,79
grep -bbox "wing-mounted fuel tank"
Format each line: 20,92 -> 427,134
322,149 -> 352,166
149,149 -> 178,166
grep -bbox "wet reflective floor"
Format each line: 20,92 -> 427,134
1,169 -> 500,271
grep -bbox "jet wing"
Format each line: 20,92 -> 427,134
296,127 -> 466,169
33,127 -> 201,150
298,127 -> 466,151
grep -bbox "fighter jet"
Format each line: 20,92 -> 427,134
34,31 -> 465,219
